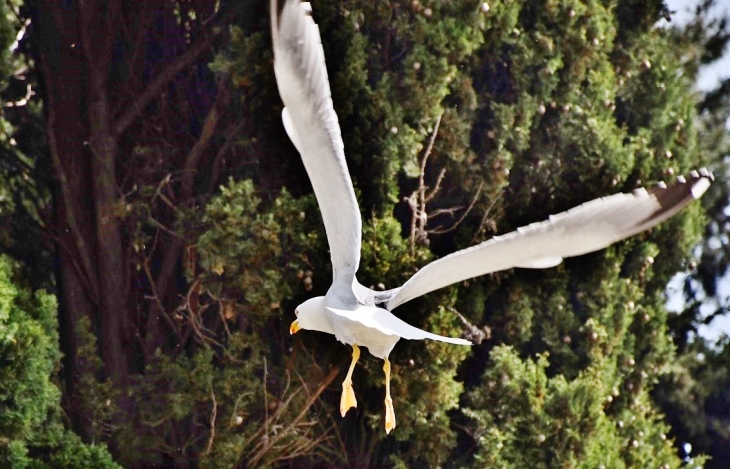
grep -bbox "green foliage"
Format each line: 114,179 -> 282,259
196,178 -> 321,306
141,1 -> 701,467
464,345 -> 685,469
115,179 -> 348,466
305,0 -> 486,212
0,256 -> 119,468
0,0 -> 53,290
637,5 -> 730,467
70,316 -> 118,444
0,256 -> 58,440
654,337 -> 730,467
1,0 -> 722,466
0,0 -> 19,91
350,214 -> 471,465
4,424 -> 121,469
387,306 -> 471,466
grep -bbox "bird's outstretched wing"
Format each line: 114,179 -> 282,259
271,0 -> 362,285
386,169 -> 713,310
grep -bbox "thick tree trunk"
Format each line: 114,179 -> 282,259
32,0 -> 230,461
35,3 -> 100,437
35,0 -> 131,423
80,0 -> 132,389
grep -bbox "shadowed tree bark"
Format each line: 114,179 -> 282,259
29,0 -> 233,445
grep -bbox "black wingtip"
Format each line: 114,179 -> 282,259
647,169 -> 713,220
696,167 -> 714,182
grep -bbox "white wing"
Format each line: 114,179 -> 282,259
327,307 -> 472,345
271,0 -> 362,285
386,169 -> 713,310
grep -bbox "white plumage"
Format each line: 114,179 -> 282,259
271,0 -> 712,433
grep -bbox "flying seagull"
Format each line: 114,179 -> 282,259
270,0 -> 713,434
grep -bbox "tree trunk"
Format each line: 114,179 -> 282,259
80,0 -> 131,389
34,0 -> 131,425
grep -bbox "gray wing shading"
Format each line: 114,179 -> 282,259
271,0 -> 362,286
326,307 -> 472,345
352,280 -> 401,307
386,169 -> 713,310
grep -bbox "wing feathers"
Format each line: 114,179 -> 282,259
281,108 -> 302,152
272,0 -> 362,285
327,307 -> 472,345
272,1 -> 712,319
386,170 -> 713,310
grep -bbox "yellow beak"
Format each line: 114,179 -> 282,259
290,320 -> 301,335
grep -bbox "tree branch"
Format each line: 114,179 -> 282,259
408,111 -> 443,254
181,74 -> 232,197
202,384 -> 218,456
429,181 -> 483,235
113,10 -> 233,137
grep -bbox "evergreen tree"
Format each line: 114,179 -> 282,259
650,2 -> 730,467
0,0 -> 724,466
0,256 -> 119,467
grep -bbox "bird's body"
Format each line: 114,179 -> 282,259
327,307 -> 400,359
270,0 -> 713,433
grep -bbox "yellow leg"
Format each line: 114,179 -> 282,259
340,344 -> 360,417
384,358 -> 396,434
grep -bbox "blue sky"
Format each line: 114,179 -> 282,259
664,0 -> 730,342
666,0 -> 730,92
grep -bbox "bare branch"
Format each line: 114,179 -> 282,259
405,109 -> 487,245
182,74 -> 232,197
470,192 -> 503,244
202,385 -> 218,456
209,119 -> 248,195
140,257 -> 180,341
113,10 -> 233,137
264,357 -> 269,445
429,181 -> 483,235
425,167 -> 447,202
419,111 -> 444,177
243,362 -> 339,467
148,217 -> 185,240
428,207 -> 463,218
446,305 -> 491,344
408,111 -> 444,254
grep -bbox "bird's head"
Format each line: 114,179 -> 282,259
290,296 -> 332,335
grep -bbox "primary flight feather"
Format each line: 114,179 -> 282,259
270,0 -> 712,433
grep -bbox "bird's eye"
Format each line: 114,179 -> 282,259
295,309 -> 299,317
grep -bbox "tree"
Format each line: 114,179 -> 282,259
0,255 -> 119,467
649,2 -> 730,467
0,0 -> 721,466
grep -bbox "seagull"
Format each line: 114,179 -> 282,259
270,0 -> 713,434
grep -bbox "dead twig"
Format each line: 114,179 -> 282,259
182,73 -> 232,197
202,384 -> 218,456
408,111 -> 444,254
429,181 -> 484,235
236,347 -> 341,467
446,305 -> 491,344
470,192 -> 503,244
406,111 -> 484,249
140,258 -> 180,341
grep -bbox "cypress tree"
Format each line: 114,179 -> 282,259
0,0 -> 724,466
